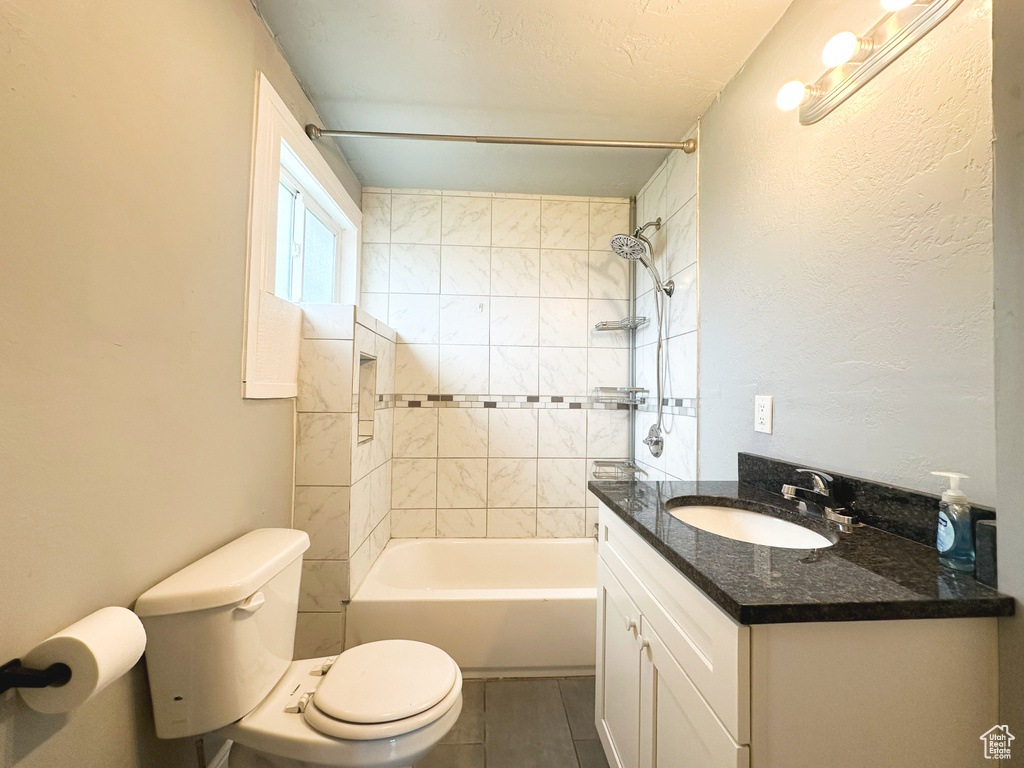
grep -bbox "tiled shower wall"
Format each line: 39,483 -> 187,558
633,126 -> 699,481
360,188 -> 632,538
293,304 -> 395,657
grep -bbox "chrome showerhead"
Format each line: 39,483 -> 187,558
609,219 -> 673,296
610,234 -> 647,261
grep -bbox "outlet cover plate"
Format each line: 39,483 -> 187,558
755,395 -> 773,434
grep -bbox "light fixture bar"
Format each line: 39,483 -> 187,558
305,125 -> 697,153
799,0 -> 963,125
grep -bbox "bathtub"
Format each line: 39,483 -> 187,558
346,538 -> 597,678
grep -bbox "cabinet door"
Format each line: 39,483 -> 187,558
639,620 -> 749,768
597,559 -> 643,768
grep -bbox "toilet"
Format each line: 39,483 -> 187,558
135,529 -> 462,768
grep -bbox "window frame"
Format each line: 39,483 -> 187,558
242,72 -> 361,399
277,167 -> 345,303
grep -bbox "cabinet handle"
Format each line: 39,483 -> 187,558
625,617 -> 638,632
638,636 -> 651,650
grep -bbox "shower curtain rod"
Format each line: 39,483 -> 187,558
305,125 -> 697,153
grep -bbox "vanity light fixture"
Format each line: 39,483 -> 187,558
777,0 -> 963,125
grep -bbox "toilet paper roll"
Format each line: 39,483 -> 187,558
19,606 -> 146,714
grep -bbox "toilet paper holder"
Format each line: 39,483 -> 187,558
0,657 -> 72,695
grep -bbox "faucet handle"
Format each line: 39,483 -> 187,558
795,468 -> 832,493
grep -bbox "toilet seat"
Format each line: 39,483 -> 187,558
304,640 -> 462,741
221,648 -> 463,766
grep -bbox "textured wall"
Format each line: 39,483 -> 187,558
698,0 -> 996,504
0,1 -> 357,766
992,0 -> 1024,748
360,188 -> 632,539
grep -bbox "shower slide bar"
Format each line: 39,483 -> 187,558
306,125 -> 697,153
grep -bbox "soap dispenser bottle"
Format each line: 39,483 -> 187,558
931,471 -> 974,572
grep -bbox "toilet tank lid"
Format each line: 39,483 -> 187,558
135,529 -> 309,617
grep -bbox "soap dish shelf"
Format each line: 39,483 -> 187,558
592,461 -> 648,481
594,317 -> 648,332
593,387 -> 648,405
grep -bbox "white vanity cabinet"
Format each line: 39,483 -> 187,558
595,504 -> 1000,768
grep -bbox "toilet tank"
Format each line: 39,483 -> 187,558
135,529 -> 310,739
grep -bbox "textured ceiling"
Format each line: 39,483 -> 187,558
255,0 -> 793,197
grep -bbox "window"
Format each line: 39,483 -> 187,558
242,73 -> 361,399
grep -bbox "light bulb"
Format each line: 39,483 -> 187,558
822,32 -> 859,67
776,81 -> 809,111
881,0 -> 914,10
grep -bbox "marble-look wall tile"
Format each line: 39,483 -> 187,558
392,458 -> 437,509
487,508 -> 536,537
296,413 -> 352,486
537,508 -> 585,538
361,293 -> 389,324
587,347 -> 629,391
642,168 -> 668,229
665,331 -> 698,401
388,293 -> 440,344
361,244 -> 390,293
538,409 -> 587,458
490,248 -> 541,297
297,339 -> 354,413
587,409 -> 630,459
662,414 -> 697,482
664,139 -> 697,220
442,196 -> 491,246
299,560 -> 348,611
539,298 -> 589,348
665,197 -> 697,278
437,409 -> 489,457
540,249 -> 589,299
588,251 -> 629,301
538,347 -> 589,395
295,612 -> 344,658
362,193 -> 391,244
302,303 -> 355,340
395,343 -> 439,393
588,202 -> 629,250
294,486 -> 350,560
369,514 -> 390,562
665,263 -> 697,338
488,458 -> 537,507
437,508 -> 487,538
438,345 -> 489,394
492,198 -> 541,248
436,458 -> 488,508
585,507 -> 600,538
490,346 -> 539,394
587,299 -> 630,348
441,246 -> 490,295
490,296 -> 539,346
488,409 -> 539,458
540,201 -> 589,250
440,296 -> 490,345
349,476 -> 373,553
393,408 -> 438,458
537,458 -> 586,507
348,539 -> 373,597
389,244 -> 441,294
391,193 -> 441,245
392,508 -> 436,538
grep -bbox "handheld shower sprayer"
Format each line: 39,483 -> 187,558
609,218 -> 671,458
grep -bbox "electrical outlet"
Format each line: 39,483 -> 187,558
754,395 -> 773,434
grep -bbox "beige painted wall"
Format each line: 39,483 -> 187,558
0,1 -> 358,766
697,0 -> 997,504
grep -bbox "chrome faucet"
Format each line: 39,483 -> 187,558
782,469 -> 857,526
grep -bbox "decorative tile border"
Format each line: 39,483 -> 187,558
375,393 -> 698,415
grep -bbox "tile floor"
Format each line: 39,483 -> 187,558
415,677 -> 610,768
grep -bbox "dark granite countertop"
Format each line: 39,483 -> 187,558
589,479 -> 1015,625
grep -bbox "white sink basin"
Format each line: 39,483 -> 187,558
668,505 -> 833,550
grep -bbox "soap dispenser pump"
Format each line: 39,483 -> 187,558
931,471 -> 974,572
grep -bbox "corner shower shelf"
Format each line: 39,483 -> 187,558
594,317 -> 648,332
593,386 -> 647,405
591,460 -> 647,481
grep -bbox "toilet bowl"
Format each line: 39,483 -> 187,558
223,641 -> 463,768
135,529 -> 462,768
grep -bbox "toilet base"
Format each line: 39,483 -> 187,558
229,742 -> 416,768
